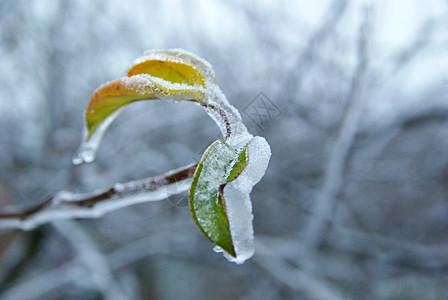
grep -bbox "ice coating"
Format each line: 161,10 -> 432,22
141,48 -> 216,83
72,49 -> 273,265
1,177 -> 193,231
189,139 -> 246,256
120,74 -> 157,95
73,49 -> 250,165
202,84 -> 251,147
73,109 -> 123,164
220,136 -> 271,264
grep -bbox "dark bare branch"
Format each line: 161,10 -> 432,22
0,164 -> 197,230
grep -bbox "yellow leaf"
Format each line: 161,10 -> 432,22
145,49 -> 216,83
127,54 -> 206,87
85,77 -> 155,140
84,51 -> 209,141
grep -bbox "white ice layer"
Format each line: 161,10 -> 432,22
140,48 -> 217,83
0,177 -> 192,231
71,49 -> 272,264
73,49 -> 248,165
202,84 -> 252,147
218,136 -> 271,264
72,109 -> 123,165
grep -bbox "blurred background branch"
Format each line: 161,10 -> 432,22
0,0 -> 447,299
303,6 -> 372,253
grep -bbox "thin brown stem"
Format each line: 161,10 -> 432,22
0,164 -> 197,227
201,102 -> 232,138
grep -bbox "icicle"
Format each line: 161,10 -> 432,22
72,108 -> 123,164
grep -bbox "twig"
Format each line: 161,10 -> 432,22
0,229 -> 192,300
201,102 -> 232,138
289,0 -> 349,127
0,164 -> 197,231
52,220 -> 128,300
326,226 -> 448,270
391,18 -> 436,74
261,224 -> 448,274
303,7 -> 371,251
254,241 -> 347,300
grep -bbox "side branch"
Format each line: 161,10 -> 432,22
0,164 -> 197,231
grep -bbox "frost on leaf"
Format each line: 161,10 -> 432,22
219,136 -> 271,264
73,49 -> 210,164
189,139 -> 248,257
73,49 -> 271,264
190,136 -> 270,264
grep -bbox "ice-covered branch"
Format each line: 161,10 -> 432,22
0,164 -> 196,231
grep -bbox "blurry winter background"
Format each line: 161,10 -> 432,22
0,0 -> 448,299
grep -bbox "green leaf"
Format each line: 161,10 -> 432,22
189,139 -> 248,257
227,149 -> 247,182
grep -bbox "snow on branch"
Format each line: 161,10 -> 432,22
0,164 -> 197,231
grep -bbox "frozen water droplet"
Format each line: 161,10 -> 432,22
72,108 -> 123,165
72,145 -> 95,165
213,245 -> 223,253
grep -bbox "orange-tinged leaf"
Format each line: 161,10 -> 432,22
127,55 -> 206,87
85,78 -> 157,140
84,75 -> 205,140
75,50 -> 213,164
